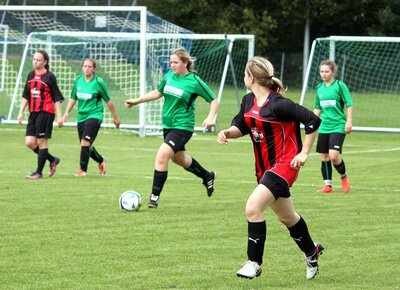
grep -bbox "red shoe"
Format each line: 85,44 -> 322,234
317,185 -> 333,194
99,160 -> 106,175
49,157 -> 60,177
341,176 -> 350,193
75,170 -> 87,177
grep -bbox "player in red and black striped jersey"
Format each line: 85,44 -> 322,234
218,56 -> 323,280
18,50 -> 64,179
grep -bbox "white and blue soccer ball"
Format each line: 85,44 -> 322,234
119,190 -> 142,212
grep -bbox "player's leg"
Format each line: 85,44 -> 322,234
25,112 -> 57,179
329,133 -> 350,193
236,183 -> 273,279
316,133 -> 333,193
148,142 -> 174,208
174,152 -> 215,197
270,197 -> 324,279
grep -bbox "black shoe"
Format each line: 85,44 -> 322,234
202,171 -> 216,197
148,194 -> 159,208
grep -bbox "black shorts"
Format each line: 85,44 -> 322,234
316,133 -> 346,153
163,129 -> 193,153
260,171 -> 290,200
26,112 -> 55,138
77,118 -> 102,143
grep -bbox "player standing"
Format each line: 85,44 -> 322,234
314,60 -> 353,193
63,58 -> 120,176
18,50 -> 64,179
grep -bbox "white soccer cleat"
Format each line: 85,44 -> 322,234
305,243 -> 324,279
236,260 -> 262,279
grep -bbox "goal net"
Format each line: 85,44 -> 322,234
0,6 -> 254,136
300,36 -> 400,133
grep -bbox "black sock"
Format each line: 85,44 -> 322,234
321,160 -> 332,183
185,158 -> 208,179
334,160 -> 347,177
247,221 -> 266,265
90,146 -> 103,164
287,216 -> 315,256
80,146 -> 90,172
36,148 -> 49,175
151,170 -> 168,197
33,146 -> 55,163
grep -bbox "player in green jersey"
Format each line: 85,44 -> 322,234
125,47 -> 219,208
313,60 -> 353,194
63,58 -> 121,176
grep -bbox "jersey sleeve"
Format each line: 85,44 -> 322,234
96,77 -> 112,101
22,71 -> 34,101
48,72 -> 64,103
193,74 -> 216,103
338,81 -> 353,107
157,70 -> 170,94
70,77 -> 79,100
275,97 -> 321,134
231,94 -> 252,135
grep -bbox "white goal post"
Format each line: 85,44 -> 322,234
301,36 -> 400,133
0,5 -> 255,136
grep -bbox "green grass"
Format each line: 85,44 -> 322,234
0,124 -> 399,290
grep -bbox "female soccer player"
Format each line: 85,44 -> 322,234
63,58 -> 120,176
18,50 -> 64,179
125,47 -> 218,208
314,60 -> 353,193
217,56 -> 323,280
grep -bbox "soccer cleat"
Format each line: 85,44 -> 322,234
75,170 -> 87,177
305,243 -> 324,280
341,176 -> 350,193
236,260 -> 262,279
317,185 -> 333,194
25,172 -> 43,179
48,157 -> 60,177
99,160 -> 107,175
148,194 -> 159,208
202,171 -> 216,197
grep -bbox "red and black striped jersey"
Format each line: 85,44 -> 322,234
22,70 -> 64,114
232,92 -> 321,178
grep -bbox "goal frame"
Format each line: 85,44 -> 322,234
300,35 -> 400,133
0,5 -> 255,136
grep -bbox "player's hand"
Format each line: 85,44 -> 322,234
17,113 -> 23,125
56,115 -> 63,128
217,130 -> 229,144
290,152 -> 309,169
125,99 -> 137,108
114,117 -> 121,128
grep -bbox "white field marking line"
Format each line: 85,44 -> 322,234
3,171 -> 398,192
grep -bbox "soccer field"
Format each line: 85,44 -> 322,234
0,125 -> 399,289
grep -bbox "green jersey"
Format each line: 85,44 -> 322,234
70,75 -> 111,123
157,70 -> 216,131
314,80 -> 353,134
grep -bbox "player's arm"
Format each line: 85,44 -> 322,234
55,101 -> 63,128
125,90 -> 162,108
106,99 -> 121,128
290,129 -> 318,169
313,108 -> 321,117
63,98 -> 77,122
17,98 -> 29,124
202,99 -> 219,130
345,106 -> 353,134
217,126 -> 242,144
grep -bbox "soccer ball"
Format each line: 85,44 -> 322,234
119,190 -> 142,212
